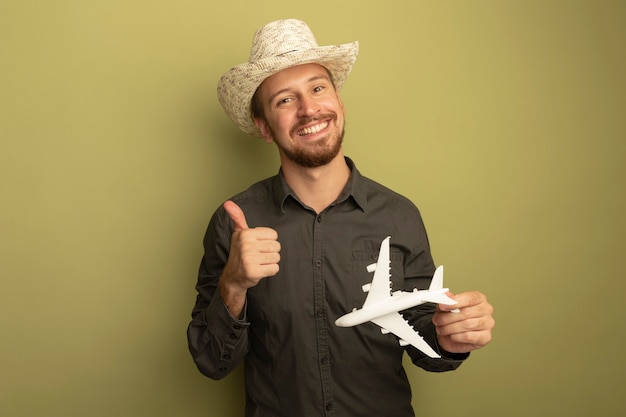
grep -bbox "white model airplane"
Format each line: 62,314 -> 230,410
335,236 -> 458,358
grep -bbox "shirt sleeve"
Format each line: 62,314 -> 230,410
399,203 -> 469,372
402,303 -> 469,372
186,207 -> 250,380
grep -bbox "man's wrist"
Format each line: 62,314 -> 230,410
219,278 -> 247,319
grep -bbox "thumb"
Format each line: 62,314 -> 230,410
223,200 -> 249,231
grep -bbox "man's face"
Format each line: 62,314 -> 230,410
253,63 -> 346,168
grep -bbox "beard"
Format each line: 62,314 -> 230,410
273,115 -> 345,168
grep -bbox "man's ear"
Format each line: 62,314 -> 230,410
254,117 -> 274,144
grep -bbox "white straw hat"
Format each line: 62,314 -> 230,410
217,19 -> 359,137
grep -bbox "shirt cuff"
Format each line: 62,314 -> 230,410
426,320 -> 470,361
203,289 -> 250,340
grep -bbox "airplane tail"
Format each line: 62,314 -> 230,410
423,266 -> 457,306
428,265 -> 445,291
422,292 -> 457,306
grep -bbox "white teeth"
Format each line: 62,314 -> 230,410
298,121 -> 328,136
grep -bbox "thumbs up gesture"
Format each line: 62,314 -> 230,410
219,200 -> 281,316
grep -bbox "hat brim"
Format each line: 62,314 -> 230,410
217,41 -> 359,137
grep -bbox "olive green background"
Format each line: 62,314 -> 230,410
1,1 -> 624,416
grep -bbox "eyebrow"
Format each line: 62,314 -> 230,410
266,74 -> 331,106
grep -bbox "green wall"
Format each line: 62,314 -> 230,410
1,1 -> 624,416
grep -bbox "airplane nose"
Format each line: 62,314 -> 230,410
335,317 -> 347,327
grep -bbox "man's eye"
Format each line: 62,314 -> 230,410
313,86 -> 325,93
277,97 -> 293,105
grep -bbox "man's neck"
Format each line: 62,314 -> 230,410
280,152 -> 351,214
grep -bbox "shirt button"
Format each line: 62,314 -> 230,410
326,402 -> 333,411
320,356 -> 329,365
317,215 -> 323,223
315,260 -> 322,267
316,309 -> 324,318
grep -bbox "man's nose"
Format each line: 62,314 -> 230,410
297,95 -> 319,117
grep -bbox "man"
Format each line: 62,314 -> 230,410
188,19 -> 495,417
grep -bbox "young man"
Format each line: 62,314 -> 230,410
188,19 -> 495,417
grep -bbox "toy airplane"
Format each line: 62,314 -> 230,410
335,236 -> 458,358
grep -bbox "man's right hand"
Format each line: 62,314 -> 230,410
219,200 -> 281,317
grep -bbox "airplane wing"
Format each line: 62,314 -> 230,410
362,236 -> 392,307
371,312 -> 440,358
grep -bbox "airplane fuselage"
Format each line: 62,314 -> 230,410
335,288 -> 449,327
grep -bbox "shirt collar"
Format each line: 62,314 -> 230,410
272,157 -> 367,213
337,157 -> 367,211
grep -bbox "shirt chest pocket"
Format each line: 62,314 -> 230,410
348,250 -> 405,308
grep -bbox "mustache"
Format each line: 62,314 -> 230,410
290,113 -> 337,136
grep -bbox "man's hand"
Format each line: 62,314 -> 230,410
433,291 -> 495,355
219,200 -> 281,317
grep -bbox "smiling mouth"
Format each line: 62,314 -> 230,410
297,121 -> 329,137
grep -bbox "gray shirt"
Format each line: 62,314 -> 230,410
187,158 -> 467,417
